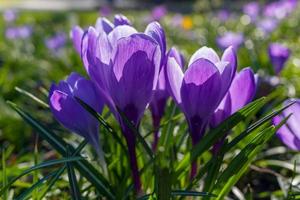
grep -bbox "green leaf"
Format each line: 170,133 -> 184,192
137,194 -> 152,200
156,168 -> 172,200
224,100 -> 295,151
39,140 -> 88,199
171,190 -> 216,197
116,106 -> 154,160
175,97 -> 266,175
0,157 -> 82,195
39,166 -> 66,200
75,97 -> 127,151
66,147 -> 82,200
7,101 -> 68,154
7,101 -> 115,199
14,171 -> 57,200
214,126 -> 276,200
1,148 -> 8,200
15,87 -> 49,108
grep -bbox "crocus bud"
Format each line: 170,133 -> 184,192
268,43 -> 290,75
49,72 -> 103,151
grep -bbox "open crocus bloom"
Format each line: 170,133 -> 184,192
49,72 -> 103,151
166,46 -> 237,177
268,43 -> 290,75
211,67 -> 256,153
273,99 -> 300,150
71,15 -> 164,192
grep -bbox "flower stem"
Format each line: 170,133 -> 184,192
151,115 -> 161,151
123,126 -> 142,193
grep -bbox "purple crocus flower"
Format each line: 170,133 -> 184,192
151,5 -> 167,21
263,0 -> 297,20
256,18 -> 278,35
150,47 -> 185,150
5,26 -> 32,40
217,9 -> 230,22
45,32 -> 67,52
243,2 -> 260,21
49,72 -> 104,152
273,99 -> 300,150
268,43 -> 290,75
211,67 -> 256,153
70,14 -> 131,56
73,16 -> 163,192
166,46 -> 237,177
216,32 -> 244,50
3,9 -> 17,23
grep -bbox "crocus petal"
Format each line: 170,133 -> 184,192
57,81 -> 72,95
80,31 -> 89,73
282,100 -> 300,139
181,58 -> 222,118
49,87 -> 93,140
145,22 -> 166,64
109,34 -> 160,122
211,93 -> 232,127
95,17 -> 114,34
218,46 -> 238,98
168,47 -> 185,68
49,74 -> 103,150
88,61 -> 117,116
73,78 -> 103,113
70,26 -> 83,54
229,67 -> 256,113
274,115 -> 300,150
96,32 -> 112,65
188,46 -> 220,66
108,25 -> 138,49
86,27 -> 99,67
114,14 -> 132,26
166,57 -> 184,104
66,72 -> 82,88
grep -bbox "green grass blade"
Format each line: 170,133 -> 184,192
171,190 -> 216,197
0,157 -> 82,195
137,194 -> 152,200
1,148 -> 8,200
7,101 -> 115,199
14,171 -> 57,200
224,100 -> 295,151
33,167 -> 66,200
39,140 -> 88,199
7,101 -> 67,154
66,148 -> 82,200
75,97 -> 127,151
175,97 -> 266,174
15,87 -> 49,108
215,126 -> 276,199
116,106 -> 154,159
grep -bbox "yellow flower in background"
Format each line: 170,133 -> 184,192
182,16 -> 193,30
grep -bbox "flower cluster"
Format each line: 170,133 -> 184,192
49,14 -> 257,191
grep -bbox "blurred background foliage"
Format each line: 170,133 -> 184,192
1,0 -> 300,199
